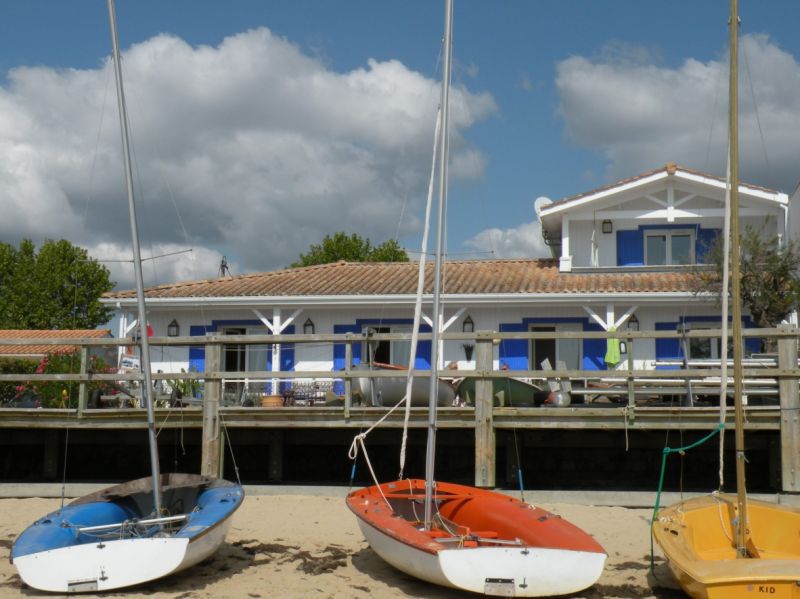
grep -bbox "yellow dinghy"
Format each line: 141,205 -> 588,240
653,494 -> 800,599
653,3 -> 800,597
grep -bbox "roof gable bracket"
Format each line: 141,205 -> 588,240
583,304 -> 639,331
252,307 -> 303,334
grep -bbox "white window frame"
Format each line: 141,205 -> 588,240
644,229 -> 695,265
361,325 -> 412,365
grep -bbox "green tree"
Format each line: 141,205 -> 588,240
0,239 -> 114,329
693,224 -> 800,348
291,232 -> 409,267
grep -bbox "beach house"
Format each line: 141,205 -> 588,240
102,163 -> 794,392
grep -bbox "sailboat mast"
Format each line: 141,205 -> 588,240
727,0 -> 749,557
107,0 -> 163,517
424,0 -> 453,529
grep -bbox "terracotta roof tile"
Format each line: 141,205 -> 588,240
103,259 -> 697,300
0,329 -> 111,356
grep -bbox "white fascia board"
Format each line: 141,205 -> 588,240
676,171 -> 787,204
540,169 -> 786,222
102,291 -> 708,310
539,171 -> 669,218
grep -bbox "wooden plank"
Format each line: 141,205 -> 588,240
474,338 -> 494,488
77,347 -> 88,418
344,338 -> 352,419
201,343 -> 222,477
778,326 -> 800,492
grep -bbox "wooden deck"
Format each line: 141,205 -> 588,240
1,326 -> 798,490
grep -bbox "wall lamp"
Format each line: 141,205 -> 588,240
462,315 -> 474,333
303,318 -> 315,335
602,219 -> 613,234
627,314 -> 639,331
167,319 -> 180,337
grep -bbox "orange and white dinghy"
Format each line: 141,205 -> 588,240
347,479 -> 606,597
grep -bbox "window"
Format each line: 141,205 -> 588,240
529,324 -> 582,370
222,326 -> 270,396
362,325 -> 412,365
685,324 -> 737,361
645,230 -> 694,265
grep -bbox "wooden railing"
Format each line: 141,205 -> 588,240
1,325 -> 798,490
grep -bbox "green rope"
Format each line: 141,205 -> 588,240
649,423 -> 725,573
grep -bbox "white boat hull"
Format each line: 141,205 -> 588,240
14,513 -> 233,593
355,508 -> 606,597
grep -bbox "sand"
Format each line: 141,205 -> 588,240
0,492 -> 685,598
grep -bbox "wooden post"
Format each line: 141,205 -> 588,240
474,335 -> 495,488
77,347 -> 89,418
626,337 -> 635,423
267,430 -> 284,481
344,336 -> 353,419
42,430 -> 58,480
201,341 -> 222,477
778,325 -> 800,492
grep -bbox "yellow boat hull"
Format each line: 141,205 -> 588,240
653,494 -> 800,599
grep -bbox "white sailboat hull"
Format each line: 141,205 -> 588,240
357,516 -> 606,597
348,480 -> 606,597
13,513 -> 234,593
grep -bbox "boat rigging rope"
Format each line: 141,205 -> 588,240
219,414 -> 242,486
649,423 -> 724,573
347,108 -> 442,487
59,428 -> 70,511
398,106 -> 441,479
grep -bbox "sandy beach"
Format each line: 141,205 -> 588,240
0,491 -> 686,598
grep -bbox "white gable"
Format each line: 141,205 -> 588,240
538,164 -> 788,271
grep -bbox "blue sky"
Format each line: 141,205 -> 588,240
2,1 -> 800,288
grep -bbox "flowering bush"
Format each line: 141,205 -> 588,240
15,350 -> 114,409
0,358 -> 38,405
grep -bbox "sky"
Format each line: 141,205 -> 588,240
1,1 -> 800,290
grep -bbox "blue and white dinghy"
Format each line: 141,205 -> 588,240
12,474 -> 243,593
11,0 -> 244,592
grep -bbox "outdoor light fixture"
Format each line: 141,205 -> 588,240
627,314 -> 639,331
462,315 -> 474,333
602,219 -> 613,234
303,318 -> 315,335
167,319 -> 179,337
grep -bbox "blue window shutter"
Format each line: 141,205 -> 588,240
696,228 -> 721,263
416,323 -> 432,368
188,325 -> 209,372
617,229 -> 644,266
279,325 -> 295,393
655,321 -> 681,369
499,323 -> 528,370
333,324 -> 361,369
582,322 -> 605,370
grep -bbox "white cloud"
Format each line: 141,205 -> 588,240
464,219 -> 551,259
555,33 -> 800,192
467,34 -> 800,263
0,28 -> 496,287
85,241 -> 235,291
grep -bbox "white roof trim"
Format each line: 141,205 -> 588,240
539,168 -> 787,218
103,291 -> 709,309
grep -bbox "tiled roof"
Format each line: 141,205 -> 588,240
104,259 -> 697,299
0,329 -> 111,356
541,162 -> 781,212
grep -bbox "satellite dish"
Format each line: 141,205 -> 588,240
534,196 -> 553,217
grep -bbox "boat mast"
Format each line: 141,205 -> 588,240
107,0 -> 163,517
424,0 -> 453,529
728,0 -> 749,557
